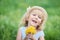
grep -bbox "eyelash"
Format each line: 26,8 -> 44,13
38,16 -> 41,19
32,14 -> 36,16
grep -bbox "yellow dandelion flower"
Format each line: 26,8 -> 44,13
25,26 -> 36,35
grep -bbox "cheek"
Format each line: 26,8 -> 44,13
29,15 -> 33,20
28,16 -> 32,22
38,19 -> 42,24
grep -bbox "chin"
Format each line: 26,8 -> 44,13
30,22 -> 38,27
31,24 -> 37,27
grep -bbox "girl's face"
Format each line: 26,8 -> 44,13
28,9 -> 42,28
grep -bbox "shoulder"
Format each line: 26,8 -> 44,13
38,31 -> 45,40
38,31 -> 45,36
33,31 -> 45,40
19,27 -> 24,29
19,26 -> 26,31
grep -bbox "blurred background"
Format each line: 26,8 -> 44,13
0,0 -> 60,40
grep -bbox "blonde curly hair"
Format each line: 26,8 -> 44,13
19,6 -> 48,30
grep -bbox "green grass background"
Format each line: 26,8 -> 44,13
0,0 -> 60,40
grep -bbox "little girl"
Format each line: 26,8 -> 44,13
16,6 -> 48,40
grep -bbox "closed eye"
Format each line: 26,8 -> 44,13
32,14 -> 36,16
38,16 -> 41,19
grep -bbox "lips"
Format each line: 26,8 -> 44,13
32,20 -> 37,23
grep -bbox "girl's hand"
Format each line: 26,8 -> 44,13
24,33 -> 35,40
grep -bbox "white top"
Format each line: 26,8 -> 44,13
20,27 -> 44,40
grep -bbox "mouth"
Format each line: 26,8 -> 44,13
32,20 -> 37,23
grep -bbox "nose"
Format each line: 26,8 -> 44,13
35,15 -> 38,20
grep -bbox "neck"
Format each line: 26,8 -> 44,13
27,23 -> 36,27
